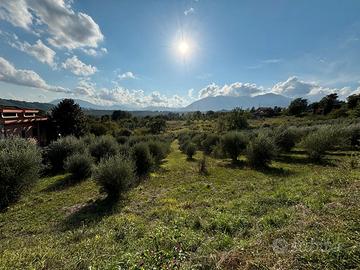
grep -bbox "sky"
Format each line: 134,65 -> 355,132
0,0 -> 360,108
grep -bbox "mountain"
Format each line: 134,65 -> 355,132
0,94 -> 292,114
0,98 -> 54,111
183,93 -> 291,111
50,99 -> 136,111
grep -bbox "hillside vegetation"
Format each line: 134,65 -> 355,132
0,141 -> 359,269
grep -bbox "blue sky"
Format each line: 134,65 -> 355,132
0,0 -> 360,108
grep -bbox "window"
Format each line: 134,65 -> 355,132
24,113 -> 36,117
1,113 -> 18,119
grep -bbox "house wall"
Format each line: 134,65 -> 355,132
0,122 -> 48,145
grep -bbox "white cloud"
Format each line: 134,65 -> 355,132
81,47 -> 108,57
272,76 -> 317,97
0,56 -> 68,93
188,88 -> 195,99
198,82 -> 264,98
73,78 -> 96,96
10,39 -> 56,67
184,7 -> 195,16
0,0 -> 104,50
62,56 -> 97,76
262,58 -> 282,64
118,71 -> 136,80
97,88 -> 186,108
73,79 -> 187,108
0,0 -> 32,30
271,76 -> 360,100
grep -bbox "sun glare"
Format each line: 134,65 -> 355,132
178,41 -> 190,55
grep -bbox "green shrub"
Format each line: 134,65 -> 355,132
198,154 -> 208,175
226,108 -> 249,130
192,133 -> 207,149
118,144 -> 130,157
212,142 -> 226,159
221,132 -> 248,163
185,143 -> 197,159
273,126 -> 297,152
246,134 -> 276,168
147,141 -> 168,164
81,134 -> 96,145
302,128 -> 340,160
93,155 -> 135,200
64,153 -> 93,182
131,142 -> 154,175
342,124 -> 360,148
202,134 -> 220,154
0,138 -> 42,209
89,135 -> 118,162
115,136 -> 128,145
115,128 -> 132,137
45,136 -> 85,174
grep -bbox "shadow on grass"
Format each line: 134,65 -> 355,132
41,175 -> 83,192
186,157 -> 197,162
59,196 -> 119,231
276,154 -> 336,167
219,160 -> 246,169
255,166 -> 295,177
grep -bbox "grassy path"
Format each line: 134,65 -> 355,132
0,141 -> 359,269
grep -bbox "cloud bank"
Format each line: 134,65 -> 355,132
0,57 -> 68,93
0,0 -> 104,50
62,56 -> 97,76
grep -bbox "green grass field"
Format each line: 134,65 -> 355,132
0,141 -> 359,269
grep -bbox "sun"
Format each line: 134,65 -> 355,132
178,41 -> 190,55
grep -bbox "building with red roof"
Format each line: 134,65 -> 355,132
0,107 -> 48,145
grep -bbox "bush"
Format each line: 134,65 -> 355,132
202,134 -> 220,155
185,143 -> 197,159
226,108 -> 249,130
221,132 -> 248,163
301,128 -> 340,160
342,124 -> 360,148
246,134 -> 276,168
115,136 -> 128,145
273,127 -> 297,152
131,142 -> 154,175
64,153 -> 93,182
93,155 -> 135,200
147,141 -> 168,164
212,142 -> 226,159
89,135 -> 118,162
45,136 -> 85,174
0,138 -> 42,209
198,154 -> 208,175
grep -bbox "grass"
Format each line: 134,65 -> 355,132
0,141 -> 359,269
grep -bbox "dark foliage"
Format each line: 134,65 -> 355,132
64,153 -> 93,182
222,132 -> 248,163
50,99 -> 87,137
0,138 -> 42,209
93,155 -> 135,201
288,98 -> 308,116
226,108 -> 249,130
45,136 -> 85,174
185,143 -> 197,159
202,134 -> 220,155
246,134 -> 276,168
131,142 -> 154,175
89,136 -> 119,162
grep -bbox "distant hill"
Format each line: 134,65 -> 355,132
183,93 -> 291,111
51,99 -> 135,111
1,94 -> 292,115
0,98 -> 54,112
